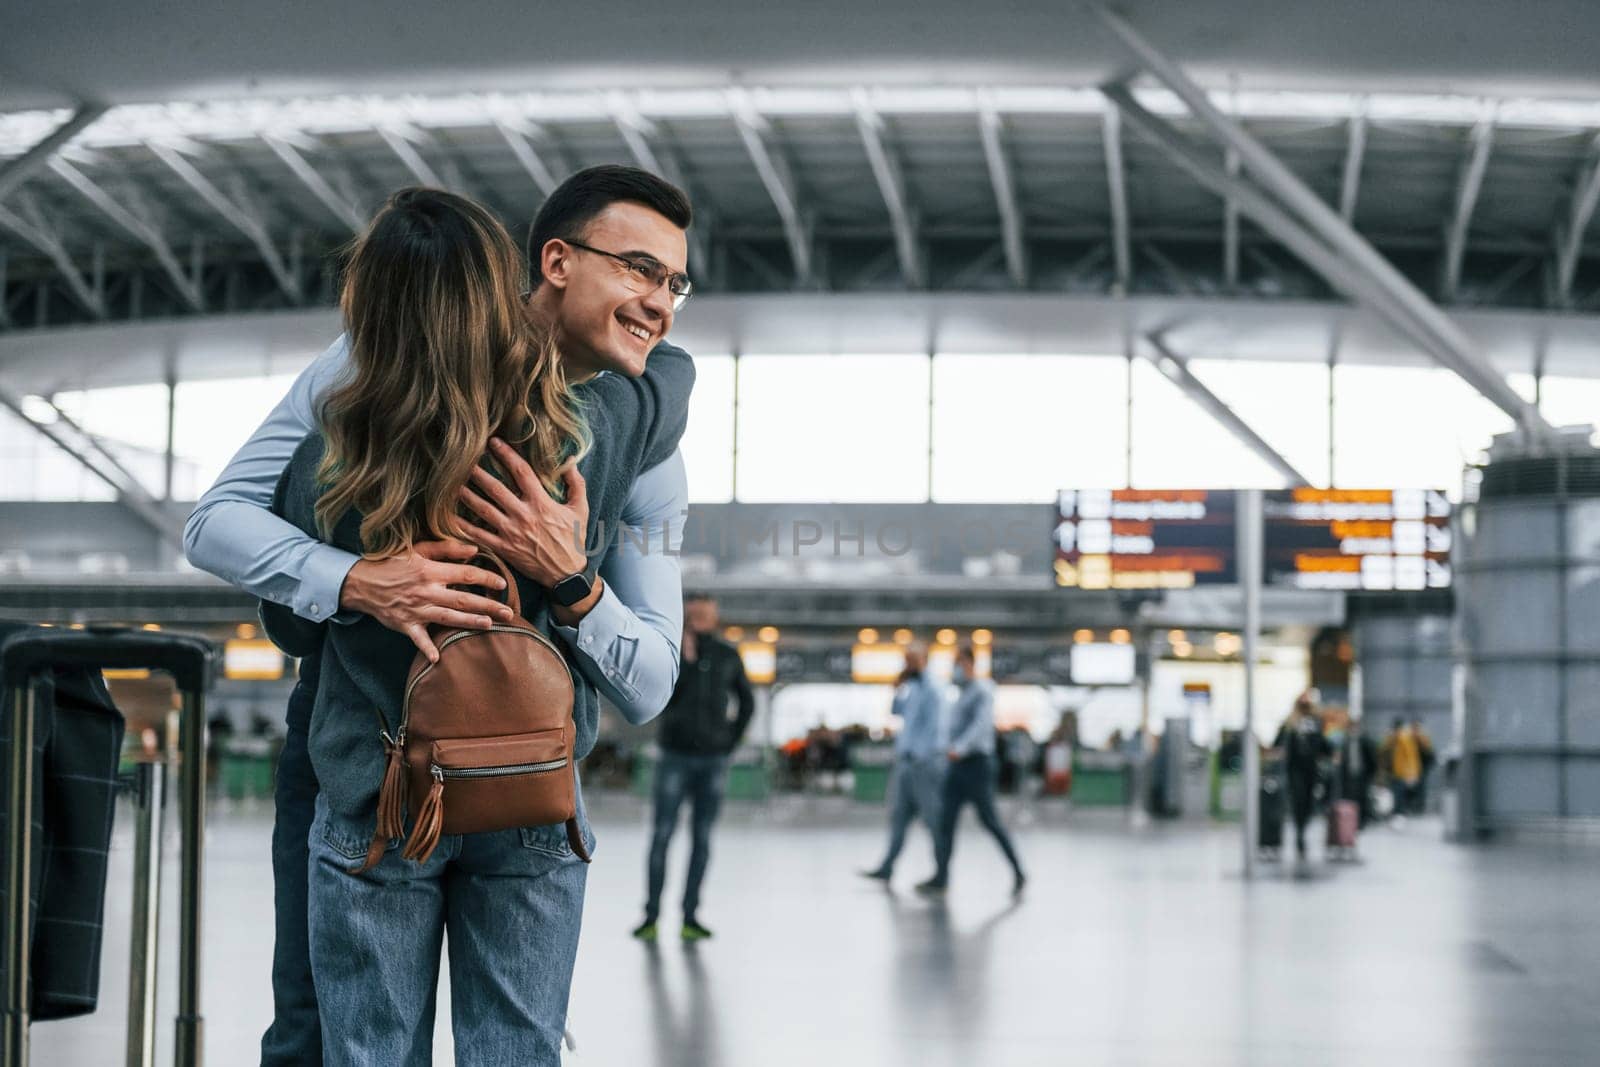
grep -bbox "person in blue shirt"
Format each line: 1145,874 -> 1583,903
917,644 -> 1027,896
184,166 -> 696,1065
861,645 -> 947,883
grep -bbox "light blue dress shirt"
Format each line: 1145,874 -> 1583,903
946,677 -> 997,759
890,674 -> 947,762
183,336 -> 685,724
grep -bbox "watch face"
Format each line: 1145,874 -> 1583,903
553,573 -> 591,606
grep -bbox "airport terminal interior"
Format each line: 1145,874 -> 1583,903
4,3 -> 1600,1064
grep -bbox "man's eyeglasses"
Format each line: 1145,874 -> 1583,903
566,240 -> 693,311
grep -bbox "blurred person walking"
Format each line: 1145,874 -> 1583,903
917,645 -> 1027,896
633,593 -> 756,943
1271,694 -> 1329,861
861,646 -> 947,883
1335,717 -> 1381,829
1382,717 -> 1429,816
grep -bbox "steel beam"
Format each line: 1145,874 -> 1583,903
147,143 -> 301,302
609,96 -> 666,176
1223,149 -> 1240,287
728,90 -> 813,285
1442,117 -> 1495,301
1094,6 -> 1551,440
262,136 -> 365,234
0,384 -> 183,544
1104,88 -> 1498,408
1102,104 -> 1132,292
1556,136 -> 1600,302
0,200 -> 107,318
1339,111 -> 1368,223
376,126 -> 445,188
48,158 -> 204,311
0,105 -> 107,204
608,96 -> 709,274
852,92 -> 924,288
977,100 -> 1027,286
1143,333 -> 1311,487
493,119 -> 562,198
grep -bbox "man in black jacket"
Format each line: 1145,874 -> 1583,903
634,594 -> 755,942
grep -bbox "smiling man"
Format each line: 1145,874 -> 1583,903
184,165 -> 696,1065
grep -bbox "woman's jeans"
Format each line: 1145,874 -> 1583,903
307,789 -> 595,1067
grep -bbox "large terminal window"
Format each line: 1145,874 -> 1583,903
1187,359 -> 1332,488
931,354 -> 1126,502
734,354 -> 929,502
1129,358 -> 1285,489
1332,365 -> 1512,494
681,354 -> 736,502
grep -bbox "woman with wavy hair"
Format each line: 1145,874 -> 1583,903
262,187 -> 688,1063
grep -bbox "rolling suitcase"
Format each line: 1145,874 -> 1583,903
1,626 -> 213,1067
1258,773 -> 1285,857
1327,798 -> 1359,859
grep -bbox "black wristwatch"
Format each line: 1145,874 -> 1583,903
549,571 -> 593,607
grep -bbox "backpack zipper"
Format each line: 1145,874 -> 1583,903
429,757 -> 569,781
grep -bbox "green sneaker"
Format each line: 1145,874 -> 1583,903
680,920 -> 714,942
631,920 -> 658,942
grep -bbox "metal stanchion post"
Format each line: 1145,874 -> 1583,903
174,691 -> 206,1067
126,760 -> 165,1067
1239,489 -> 1263,880
1,680 -> 39,1067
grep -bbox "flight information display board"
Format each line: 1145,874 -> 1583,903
1054,487 -> 1454,591
1053,489 -> 1238,589
1262,488 -> 1452,591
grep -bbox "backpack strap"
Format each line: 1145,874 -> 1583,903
565,817 -> 591,863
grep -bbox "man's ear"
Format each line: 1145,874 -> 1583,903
540,239 -> 571,291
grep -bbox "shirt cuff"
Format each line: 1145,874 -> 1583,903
292,544 -> 362,624
552,583 -> 641,700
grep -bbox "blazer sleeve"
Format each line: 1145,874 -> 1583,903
582,341 -> 696,473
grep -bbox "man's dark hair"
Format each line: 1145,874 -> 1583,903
685,592 -> 715,605
527,165 -> 693,283
955,643 -> 975,664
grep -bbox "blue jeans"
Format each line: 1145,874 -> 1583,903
874,755 -> 944,875
261,670 -> 321,1066
645,750 -> 727,923
308,791 -> 594,1066
931,754 -> 1024,886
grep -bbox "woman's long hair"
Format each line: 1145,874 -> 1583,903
315,187 -> 590,557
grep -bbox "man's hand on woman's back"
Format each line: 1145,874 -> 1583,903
339,539 -> 514,662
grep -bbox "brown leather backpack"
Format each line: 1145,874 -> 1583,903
351,552 -> 591,872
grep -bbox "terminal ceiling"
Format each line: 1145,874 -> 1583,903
3,4 -> 1600,389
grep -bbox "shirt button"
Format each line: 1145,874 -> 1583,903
310,602 -> 319,615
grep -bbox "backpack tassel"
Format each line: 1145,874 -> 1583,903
401,769 -> 445,865
374,731 -> 409,841
347,729 -> 410,876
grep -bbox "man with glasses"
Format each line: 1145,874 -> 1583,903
185,165 -> 697,1065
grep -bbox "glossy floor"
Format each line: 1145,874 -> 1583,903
35,794 -> 1600,1066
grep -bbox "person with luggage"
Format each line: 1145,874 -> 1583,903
224,183 -> 692,1062
916,644 -> 1027,897
1335,717 -> 1381,829
185,167 -> 697,1064
1271,693 -> 1329,862
860,646 -> 947,884
632,593 -> 756,943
